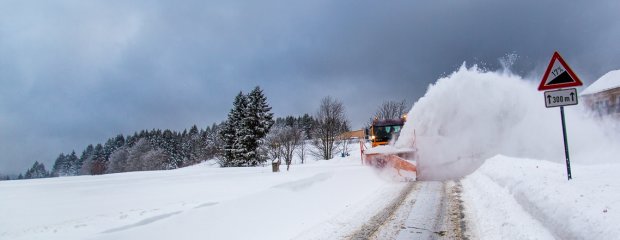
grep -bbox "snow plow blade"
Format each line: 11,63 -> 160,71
363,148 -> 417,181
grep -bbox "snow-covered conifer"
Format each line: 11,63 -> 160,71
65,151 -> 79,175
90,144 -> 106,175
245,86 -> 274,165
51,153 -> 67,177
24,161 -> 48,179
79,145 -> 95,175
219,92 -> 249,167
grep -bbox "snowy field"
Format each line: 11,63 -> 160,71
0,148 -> 408,240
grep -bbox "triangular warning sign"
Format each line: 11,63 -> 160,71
538,51 -> 583,91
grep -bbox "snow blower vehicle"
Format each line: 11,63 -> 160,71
361,116 -> 417,181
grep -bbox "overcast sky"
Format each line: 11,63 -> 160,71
1,0 -> 619,174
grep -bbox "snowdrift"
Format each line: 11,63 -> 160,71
462,155 -> 620,239
396,64 -> 620,180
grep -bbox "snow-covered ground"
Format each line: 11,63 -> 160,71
0,145 -> 408,240
6,151 -> 619,240
462,155 -> 620,239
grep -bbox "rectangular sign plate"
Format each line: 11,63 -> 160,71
544,88 -> 578,108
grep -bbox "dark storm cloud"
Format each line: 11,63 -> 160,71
1,0 -> 619,173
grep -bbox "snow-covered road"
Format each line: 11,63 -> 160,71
395,181 -> 449,239
368,181 -> 465,240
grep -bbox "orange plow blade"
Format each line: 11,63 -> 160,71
363,150 -> 417,181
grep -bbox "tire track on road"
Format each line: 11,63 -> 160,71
347,182 -> 416,240
350,181 -> 468,240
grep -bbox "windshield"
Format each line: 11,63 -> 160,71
372,125 -> 402,142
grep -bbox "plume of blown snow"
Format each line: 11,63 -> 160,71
396,64 -> 620,180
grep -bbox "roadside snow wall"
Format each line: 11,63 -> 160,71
396,64 -> 620,180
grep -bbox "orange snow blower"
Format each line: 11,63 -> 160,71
361,116 -> 417,180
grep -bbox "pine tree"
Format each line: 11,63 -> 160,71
24,161 -> 48,179
298,114 -> 314,139
79,144 -> 95,175
219,92 -> 248,167
232,92 -> 250,166
66,151 -> 79,176
126,132 -> 139,147
90,144 -> 106,175
205,123 -> 221,159
51,153 -> 67,177
185,125 -> 204,165
219,120 -> 235,167
235,95 -> 253,166
161,129 -> 183,169
104,134 -> 125,161
218,88 -> 274,167
246,86 -> 274,165
181,128 -> 192,165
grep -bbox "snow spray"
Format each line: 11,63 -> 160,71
396,63 -> 620,180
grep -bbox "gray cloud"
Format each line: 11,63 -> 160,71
1,0 -> 619,174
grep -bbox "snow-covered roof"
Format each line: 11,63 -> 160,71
581,69 -> 620,95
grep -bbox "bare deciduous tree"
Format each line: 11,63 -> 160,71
297,140 -> 307,164
265,123 -> 302,171
125,138 -> 168,172
265,126 -> 283,172
337,137 -> 352,157
311,96 -> 349,160
107,147 -> 129,173
281,126 -> 302,170
367,100 -> 408,126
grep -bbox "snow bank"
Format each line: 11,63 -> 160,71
396,64 -> 620,180
462,155 -> 620,239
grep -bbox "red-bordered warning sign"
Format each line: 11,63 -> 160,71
538,51 -> 583,91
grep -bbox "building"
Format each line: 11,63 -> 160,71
581,69 -> 620,118
338,129 -> 365,140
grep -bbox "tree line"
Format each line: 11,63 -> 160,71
8,87 -> 352,180
14,124 -> 222,179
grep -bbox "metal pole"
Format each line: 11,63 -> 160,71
360,140 -> 365,165
560,106 -> 572,180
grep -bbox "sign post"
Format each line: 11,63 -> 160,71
538,51 -> 583,180
559,106 -> 572,180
